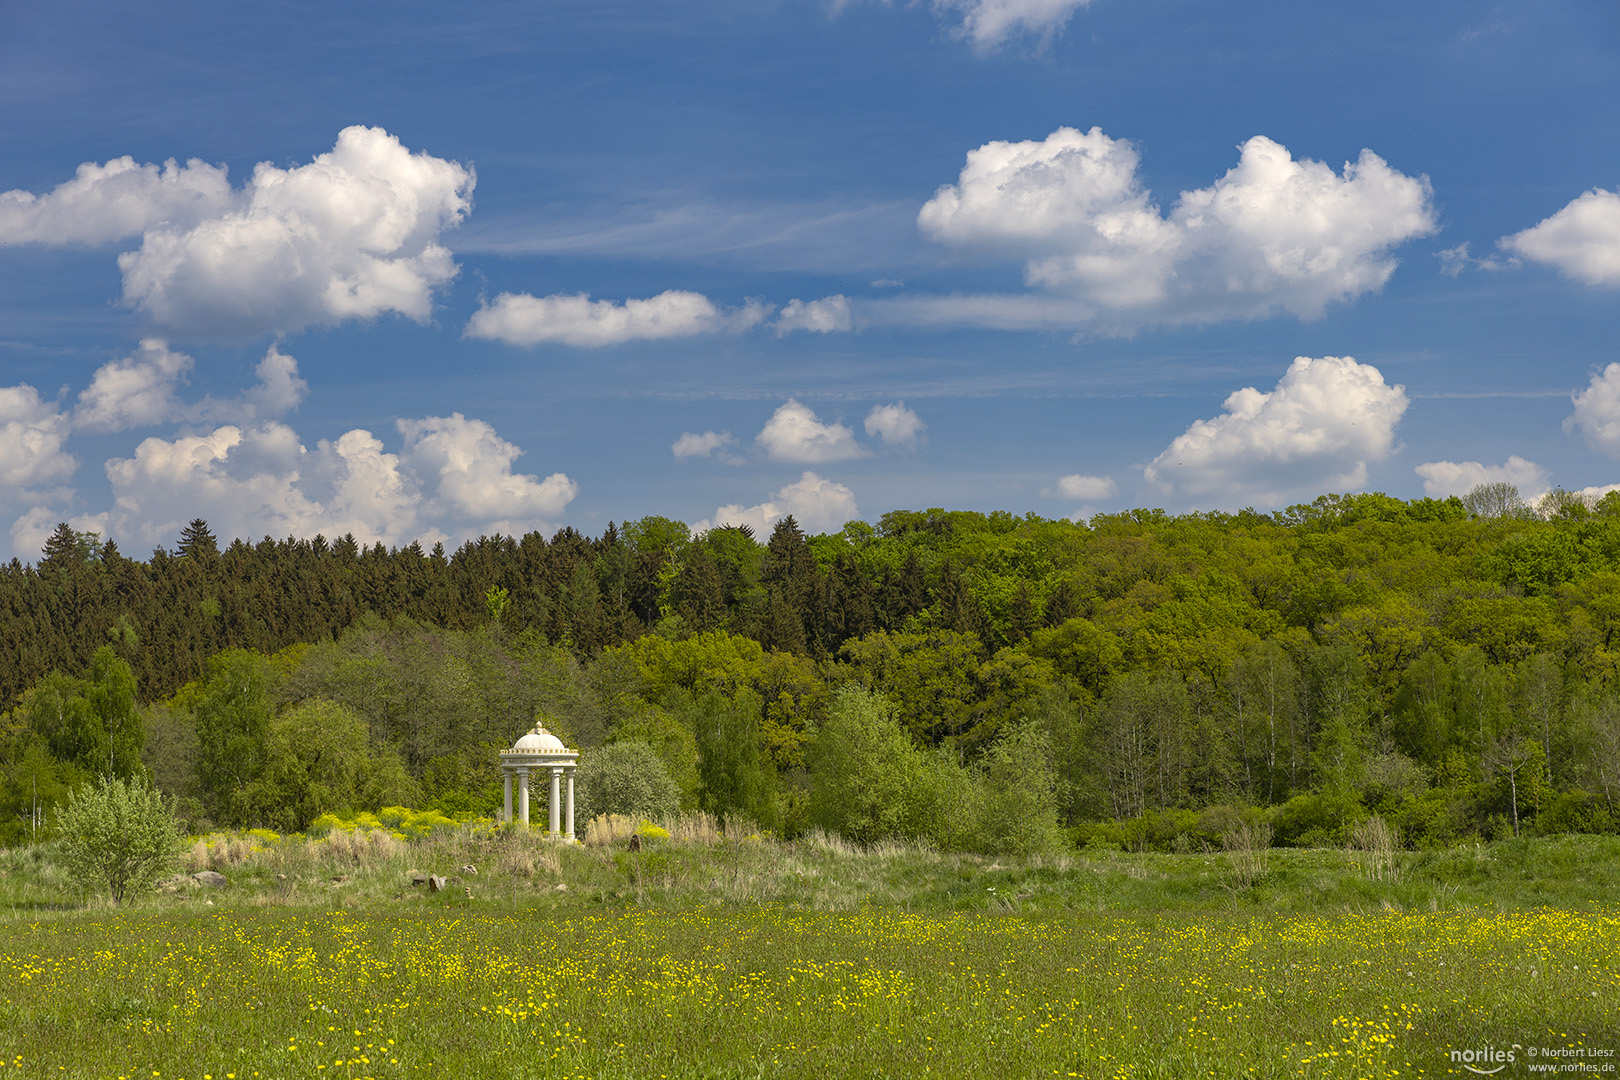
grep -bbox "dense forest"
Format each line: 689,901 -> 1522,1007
5,483 -> 1620,850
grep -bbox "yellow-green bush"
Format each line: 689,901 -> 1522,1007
310,806 -> 475,841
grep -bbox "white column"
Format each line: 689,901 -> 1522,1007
549,767 -> 562,836
565,768 -> 575,839
516,767 -> 530,828
503,769 -> 513,825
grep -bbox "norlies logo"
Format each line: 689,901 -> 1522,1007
1453,1045 -> 1520,1075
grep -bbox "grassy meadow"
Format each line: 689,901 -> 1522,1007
0,825 -> 1615,1079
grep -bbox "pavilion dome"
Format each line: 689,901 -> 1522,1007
513,724 -> 566,752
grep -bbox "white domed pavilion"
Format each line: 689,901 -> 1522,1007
498,721 -> 579,838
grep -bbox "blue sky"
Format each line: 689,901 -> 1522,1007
1,0 -> 1617,559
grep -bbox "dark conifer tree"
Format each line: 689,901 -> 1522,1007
1044,579 -> 1081,627
934,561 -> 990,649
628,548 -> 669,626
595,522 -> 632,618
1006,582 -> 1037,644
878,550 -> 928,629
762,516 -> 819,653
824,552 -> 876,650
675,545 -> 727,633
39,522 -> 95,573
761,589 -> 807,654
176,518 -> 219,560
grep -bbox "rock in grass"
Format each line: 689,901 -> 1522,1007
409,870 -> 428,886
428,875 -> 447,893
193,870 -> 226,888
460,864 -> 478,875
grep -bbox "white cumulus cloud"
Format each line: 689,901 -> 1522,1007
1567,363 -> 1620,456
235,346 -> 310,420
75,340 -> 308,432
775,295 -> 853,335
0,156 -> 233,246
863,403 -> 925,449
1413,456 -> 1549,499
1144,356 -> 1409,506
109,126 -> 473,336
0,384 -> 75,499
396,412 -> 578,536
1501,189 -> 1620,286
74,340 -> 193,432
672,430 -> 742,463
692,471 -> 859,536
914,127 -> 1435,330
93,412 -> 574,553
757,399 -> 867,463
103,422 -> 322,548
1047,473 -> 1116,500
466,290 -> 768,347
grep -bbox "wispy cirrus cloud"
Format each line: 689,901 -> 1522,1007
467,290 -> 768,347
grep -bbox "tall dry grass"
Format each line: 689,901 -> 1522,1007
1348,815 -> 1403,882
1221,821 -> 1272,889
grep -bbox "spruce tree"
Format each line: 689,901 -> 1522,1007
176,518 -> 218,560
675,546 -> 728,633
39,523 -> 84,569
761,516 -> 821,652
1044,579 -> 1081,627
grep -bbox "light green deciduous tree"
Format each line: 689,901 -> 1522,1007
56,775 -> 181,904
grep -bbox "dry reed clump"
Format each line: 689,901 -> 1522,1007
182,834 -> 269,872
1348,815 -> 1403,882
583,814 -> 640,846
319,827 -> 406,865
661,812 -> 720,845
718,813 -> 762,843
1221,821 -> 1272,889
582,812 -> 722,846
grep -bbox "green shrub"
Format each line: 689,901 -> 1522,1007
1532,789 -> 1615,836
239,698 -> 420,832
971,720 -> 1065,857
808,686 -> 929,845
914,752 -> 982,852
576,741 -> 682,825
55,776 -> 182,903
1270,788 -> 1366,847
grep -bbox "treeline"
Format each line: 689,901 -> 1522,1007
5,486 -> 1620,849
